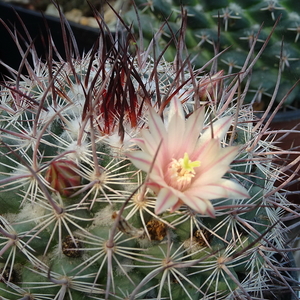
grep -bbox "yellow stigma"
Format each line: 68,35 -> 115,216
181,153 -> 200,173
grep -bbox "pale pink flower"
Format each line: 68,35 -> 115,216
127,99 -> 249,217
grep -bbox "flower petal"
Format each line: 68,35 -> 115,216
181,194 -> 215,217
143,108 -> 169,160
187,179 -> 249,200
148,107 -> 167,144
217,179 -> 250,199
155,187 -> 179,215
166,98 -> 186,157
169,199 -> 184,212
167,95 -> 185,125
126,151 -> 153,173
200,116 -> 232,143
130,137 -> 147,151
141,129 -> 162,156
194,145 -> 240,186
193,165 -> 229,187
184,107 -> 205,154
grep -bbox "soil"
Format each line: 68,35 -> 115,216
0,0 -> 131,28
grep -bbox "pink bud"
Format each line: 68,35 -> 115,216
45,160 -> 81,197
198,70 -> 224,101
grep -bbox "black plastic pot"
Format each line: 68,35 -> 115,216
255,108 -> 300,203
270,112 -> 300,203
0,1 -> 102,78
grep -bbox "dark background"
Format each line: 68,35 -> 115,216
0,1 -> 100,79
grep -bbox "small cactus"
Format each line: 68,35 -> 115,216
0,3 -> 299,300
127,0 -> 300,111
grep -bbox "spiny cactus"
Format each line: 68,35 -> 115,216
0,3 -> 299,300
127,0 -> 300,112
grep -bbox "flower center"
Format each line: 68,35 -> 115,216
167,153 -> 200,191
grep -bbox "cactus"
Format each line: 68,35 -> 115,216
126,0 -> 300,111
0,3 -> 299,300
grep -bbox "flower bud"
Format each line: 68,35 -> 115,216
198,70 -> 224,101
45,160 -> 81,197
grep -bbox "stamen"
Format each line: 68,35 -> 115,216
166,153 -> 200,190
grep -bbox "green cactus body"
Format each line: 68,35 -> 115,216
0,2 -> 299,300
129,0 -> 300,110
